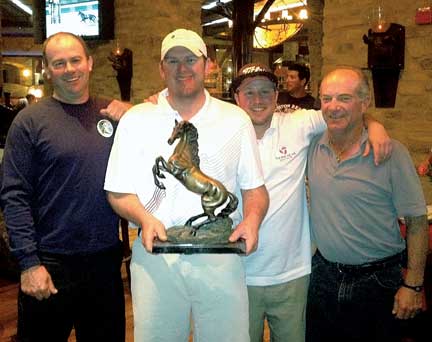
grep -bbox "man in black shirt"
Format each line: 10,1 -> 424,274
1,32 -> 130,342
277,62 -> 319,112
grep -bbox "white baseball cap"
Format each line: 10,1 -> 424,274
161,29 -> 207,61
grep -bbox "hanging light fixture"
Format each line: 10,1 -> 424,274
252,0 -> 308,49
254,23 -> 303,49
201,0 -> 308,49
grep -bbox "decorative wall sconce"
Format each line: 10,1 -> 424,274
363,7 -> 405,108
415,6 -> 432,25
108,45 -> 133,101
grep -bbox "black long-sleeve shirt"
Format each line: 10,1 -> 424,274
0,96 -> 119,271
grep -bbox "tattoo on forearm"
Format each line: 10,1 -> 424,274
405,215 -> 428,233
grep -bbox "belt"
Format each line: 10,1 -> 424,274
315,250 -> 405,275
39,241 -> 123,261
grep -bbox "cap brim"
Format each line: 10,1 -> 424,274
161,45 -> 206,61
231,71 -> 278,93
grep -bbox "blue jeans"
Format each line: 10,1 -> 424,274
17,243 -> 125,342
306,251 -> 404,342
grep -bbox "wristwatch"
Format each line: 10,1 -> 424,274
402,282 -> 424,293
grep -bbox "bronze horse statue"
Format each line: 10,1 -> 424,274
152,120 -> 238,235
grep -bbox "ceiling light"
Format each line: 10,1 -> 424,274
22,69 -> 31,77
202,0 -> 232,10
299,9 -> 308,19
28,87 -> 43,98
202,17 -> 230,27
255,0 -> 307,13
281,10 -> 293,20
8,0 -> 32,15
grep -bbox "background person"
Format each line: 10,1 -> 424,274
25,94 -> 37,106
306,67 -> 429,342
277,62 -> 319,113
104,28 -> 269,342
417,148 -> 432,176
0,32 -> 131,342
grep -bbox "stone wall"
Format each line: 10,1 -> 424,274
89,0 -> 202,103
322,0 -> 432,203
2,0 -> 202,103
2,0 -> 430,202
305,0 -> 324,98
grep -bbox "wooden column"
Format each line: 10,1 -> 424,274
0,12 -> 3,98
231,0 -> 254,75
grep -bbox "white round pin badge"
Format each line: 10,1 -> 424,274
97,119 -> 114,138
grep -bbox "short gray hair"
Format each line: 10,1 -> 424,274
322,67 -> 371,101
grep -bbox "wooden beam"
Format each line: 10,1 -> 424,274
231,0 -> 254,75
253,0 -> 276,29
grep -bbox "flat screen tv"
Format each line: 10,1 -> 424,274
34,0 -> 114,43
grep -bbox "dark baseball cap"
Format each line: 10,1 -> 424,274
231,63 -> 278,93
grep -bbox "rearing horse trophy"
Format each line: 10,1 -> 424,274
152,120 -> 245,254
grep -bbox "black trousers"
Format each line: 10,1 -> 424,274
17,243 -> 125,342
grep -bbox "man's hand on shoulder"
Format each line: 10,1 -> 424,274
143,92 -> 160,105
363,114 -> 393,165
100,100 -> 133,121
21,265 -> 58,301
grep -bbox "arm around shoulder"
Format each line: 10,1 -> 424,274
100,100 -> 133,121
363,113 -> 393,165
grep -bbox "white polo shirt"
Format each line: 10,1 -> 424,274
104,89 -> 264,228
245,109 -> 326,286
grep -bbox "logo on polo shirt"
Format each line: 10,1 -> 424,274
276,146 -> 296,161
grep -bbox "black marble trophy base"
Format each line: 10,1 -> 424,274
151,217 -> 246,254
152,240 -> 246,254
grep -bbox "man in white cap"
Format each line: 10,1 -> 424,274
104,29 -> 269,341
231,63 -> 393,342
